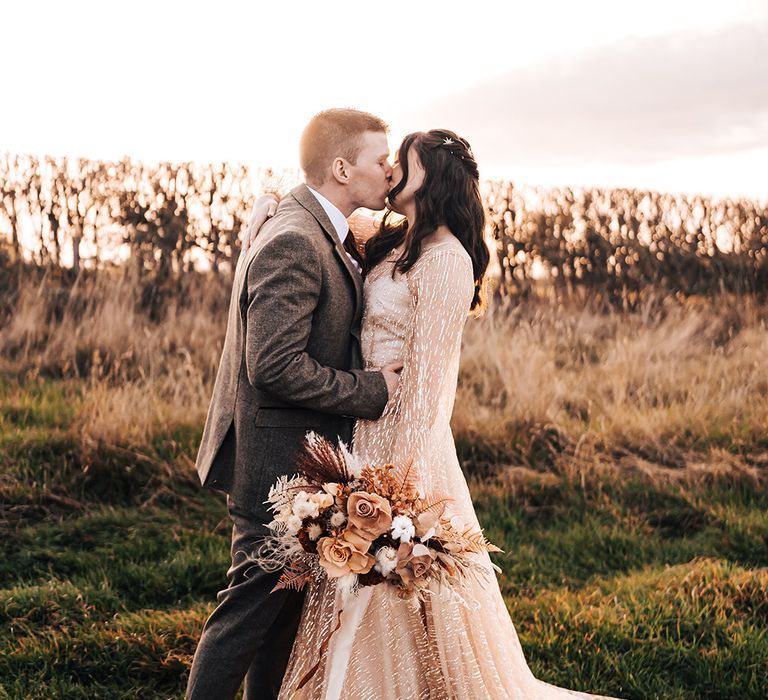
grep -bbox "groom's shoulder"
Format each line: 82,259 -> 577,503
256,201 -> 322,252
271,193 -> 322,233
240,201 -> 324,278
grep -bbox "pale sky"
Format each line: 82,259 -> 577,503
2,0 -> 767,198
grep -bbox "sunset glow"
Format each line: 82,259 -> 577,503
3,0 -> 767,198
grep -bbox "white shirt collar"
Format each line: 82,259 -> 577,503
306,186 -> 349,245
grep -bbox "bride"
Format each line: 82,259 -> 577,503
248,129 -> 622,699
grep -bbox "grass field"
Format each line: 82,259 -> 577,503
1,269 -> 767,699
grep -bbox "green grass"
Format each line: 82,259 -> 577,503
1,378 -> 767,699
0,378 -> 204,524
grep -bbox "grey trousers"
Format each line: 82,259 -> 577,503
185,498 -> 305,700
186,421 -> 351,699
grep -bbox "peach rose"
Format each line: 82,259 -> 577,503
317,535 -> 375,578
341,528 -> 373,553
395,541 -> 436,586
346,491 -> 392,540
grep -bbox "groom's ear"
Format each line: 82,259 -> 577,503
330,157 -> 350,185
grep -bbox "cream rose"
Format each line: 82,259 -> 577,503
317,535 -> 375,578
292,491 -> 320,519
322,482 -> 341,497
310,492 -> 334,510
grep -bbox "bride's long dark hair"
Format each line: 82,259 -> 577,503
364,129 -> 489,310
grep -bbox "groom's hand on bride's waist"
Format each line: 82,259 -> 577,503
381,361 -> 404,400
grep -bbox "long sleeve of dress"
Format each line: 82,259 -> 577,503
387,246 -> 475,480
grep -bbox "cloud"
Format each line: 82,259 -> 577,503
407,20 -> 768,168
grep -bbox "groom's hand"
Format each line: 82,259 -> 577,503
381,361 -> 404,399
242,193 -> 279,250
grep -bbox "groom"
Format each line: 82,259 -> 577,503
186,109 -> 399,700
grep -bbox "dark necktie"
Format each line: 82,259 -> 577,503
343,229 -> 366,276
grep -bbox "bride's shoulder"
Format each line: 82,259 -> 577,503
407,234 -> 473,300
415,229 -> 472,270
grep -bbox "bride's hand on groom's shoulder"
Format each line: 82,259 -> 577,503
242,192 -> 279,250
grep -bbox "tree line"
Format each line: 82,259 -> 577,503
1,154 -> 766,303
485,182 -> 768,303
0,154 -> 272,277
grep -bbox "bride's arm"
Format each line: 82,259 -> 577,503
386,248 -> 475,477
242,195 -> 382,254
241,196 -> 381,246
241,192 -> 280,251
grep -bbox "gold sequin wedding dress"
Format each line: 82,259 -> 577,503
279,237 -> 621,700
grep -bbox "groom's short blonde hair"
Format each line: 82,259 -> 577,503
300,108 -> 388,186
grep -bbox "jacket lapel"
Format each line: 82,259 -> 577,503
289,184 -> 364,321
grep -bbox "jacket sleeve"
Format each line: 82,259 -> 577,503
244,230 -> 388,419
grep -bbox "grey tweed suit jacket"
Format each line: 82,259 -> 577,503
195,184 -> 388,509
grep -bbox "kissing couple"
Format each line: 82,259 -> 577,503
186,108 -> 622,700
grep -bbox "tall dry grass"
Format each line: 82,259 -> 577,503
2,266 -> 766,481
1,268 -> 223,450
457,294 -> 768,483
3,268 -> 768,700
